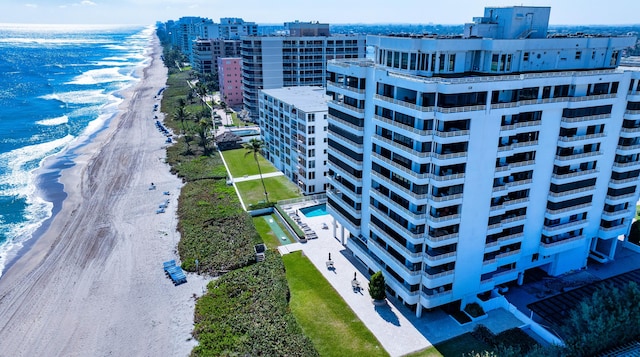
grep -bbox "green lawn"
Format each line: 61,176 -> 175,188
252,214 -> 293,249
236,175 -> 301,206
222,148 -> 278,177
282,251 -> 388,357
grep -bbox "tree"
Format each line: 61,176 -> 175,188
561,282 -> 640,356
243,138 -> 269,203
195,81 -> 207,109
174,105 -> 189,134
368,271 -> 386,301
196,118 -> 212,154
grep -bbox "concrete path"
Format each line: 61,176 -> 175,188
232,171 -> 284,183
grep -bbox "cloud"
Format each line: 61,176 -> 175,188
80,0 -> 97,5
24,3 -> 38,8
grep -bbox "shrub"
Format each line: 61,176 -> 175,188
464,302 -> 486,318
368,271 -> 386,301
629,220 -> 640,245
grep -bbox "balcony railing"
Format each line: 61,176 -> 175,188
327,80 -> 365,94
371,152 -> 429,180
373,115 -> 432,136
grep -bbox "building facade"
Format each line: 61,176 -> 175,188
218,57 -> 243,107
241,22 -> 366,120
192,39 -> 242,74
325,6 -> 640,316
259,87 -> 330,195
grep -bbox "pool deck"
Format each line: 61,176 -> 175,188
277,202 -> 528,357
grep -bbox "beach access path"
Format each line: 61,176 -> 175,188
0,35 -> 208,356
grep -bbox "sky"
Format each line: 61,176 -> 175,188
0,0 -> 639,26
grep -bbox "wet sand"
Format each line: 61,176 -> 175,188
0,34 -> 206,356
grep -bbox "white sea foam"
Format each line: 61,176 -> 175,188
41,89 -> 109,105
36,115 -> 69,126
66,67 -> 136,85
0,195 -> 52,279
0,134 -> 75,278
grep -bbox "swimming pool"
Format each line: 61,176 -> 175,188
230,129 -> 260,137
300,203 -> 328,217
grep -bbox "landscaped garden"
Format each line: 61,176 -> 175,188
236,175 -> 301,207
221,147 -> 278,177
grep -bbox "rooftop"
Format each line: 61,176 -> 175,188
261,86 -> 330,113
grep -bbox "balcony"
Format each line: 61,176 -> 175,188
328,131 -> 363,151
539,235 -> 586,255
374,94 -> 428,112
557,132 -> 606,144
426,230 -> 460,247
328,114 -> 364,133
372,135 -> 429,159
485,232 -> 524,249
542,220 -> 588,235
548,185 -> 596,199
371,171 -> 429,202
422,269 -> 455,288
326,80 -> 365,95
424,250 -> 457,264
551,168 -> 598,182
560,113 -> 611,124
371,152 -> 429,182
420,290 -> 454,309
370,206 -> 425,242
554,151 -> 601,162
370,189 -> 427,222
329,99 -> 364,115
500,120 -> 542,132
368,235 -> 423,262
545,202 -> 592,216
498,140 -> 539,152
373,115 -> 432,137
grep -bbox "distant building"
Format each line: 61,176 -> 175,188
259,86 -> 330,195
192,39 -> 242,74
241,21 -> 366,120
218,57 -> 243,107
168,17 -> 210,57
326,6 -> 640,316
218,18 -> 258,39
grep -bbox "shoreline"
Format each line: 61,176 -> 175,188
0,33 -> 206,356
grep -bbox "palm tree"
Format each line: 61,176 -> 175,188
174,105 -> 189,134
195,82 -> 207,109
196,118 -> 212,154
244,138 -> 269,203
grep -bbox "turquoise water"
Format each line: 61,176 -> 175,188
262,215 -> 293,245
300,203 -> 328,218
0,24 -> 149,277
230,129 -> 259,137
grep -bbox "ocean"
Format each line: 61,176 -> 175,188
0,23 -> 151,278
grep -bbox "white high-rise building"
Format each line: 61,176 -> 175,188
326,6 -> 640,316
259,86 -> 330,195
241,22 -> 365,120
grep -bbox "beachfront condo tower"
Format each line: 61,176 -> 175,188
241,21 -> 365,121
325,6 -> 640,316
259,86 -> 330,195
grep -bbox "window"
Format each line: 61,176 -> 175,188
309,172 -> 315,180
308,149 -> 315,157
576,51 -> 582,60
523,52 -> 530,61
448,54 -> 456,72
308,126 -> 315,134
308,137 -> 315,146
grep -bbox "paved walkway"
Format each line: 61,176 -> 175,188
232,171 -> 284,183
278,205 -> 527,357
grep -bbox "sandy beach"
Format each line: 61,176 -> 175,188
0,34 -> 206,356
